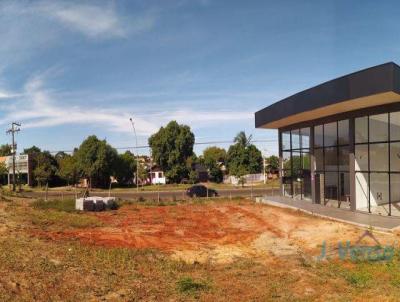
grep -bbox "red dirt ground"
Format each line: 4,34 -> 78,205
37,203 -> 289,251
34,202 -> 396,263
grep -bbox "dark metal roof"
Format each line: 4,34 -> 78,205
255,62 -> 400,129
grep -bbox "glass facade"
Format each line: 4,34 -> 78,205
281,128 -> 311,200
280,108 -> 400,216
314,119 -> 350,208
354,111 -> 400,216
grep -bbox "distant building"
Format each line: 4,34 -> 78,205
0,154 -> 32,186
193,163 -> 209,182
149,166 -> 166,185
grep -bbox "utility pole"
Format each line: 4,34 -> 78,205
129,118 -> 139,192
6,122 -> 21,192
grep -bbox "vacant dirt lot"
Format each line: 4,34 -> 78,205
34,201 -> 395,264
2,198 -> 400,301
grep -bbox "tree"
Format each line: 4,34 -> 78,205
226,131 -> 263,179
24,147 -> 59,187
57,154 -> 78,186
202,146 -> 226,183
0,145 -> 11,156
33,152 -> 54,187
247,145 -> 263,174
267,155 -> 279,172
234,131 -> 252,147
203,146 -> 226,167
0,161 -> 8,186
23,146 -> 41,155
113,151 -> 136,185
75,135 -> 119,188
148,121 -> 195,183
188,170 -> 199,184
208,165 -> 223,183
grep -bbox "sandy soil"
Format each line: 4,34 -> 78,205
34,202 -> 398,264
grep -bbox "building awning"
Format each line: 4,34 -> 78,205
255,62 -> 400,129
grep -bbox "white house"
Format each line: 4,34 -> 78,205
150,167 -> 166,185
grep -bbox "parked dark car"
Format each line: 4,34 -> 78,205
186,185 -> 218,198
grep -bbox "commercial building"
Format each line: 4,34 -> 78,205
0,154 -> 32,186
255,62 -> 400,216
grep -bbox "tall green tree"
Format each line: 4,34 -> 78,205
33,152 -> 56,187
57,154 -> 78,185
75,135 -> 119,188
113,151 -> 137,185
202,146 -> 226,167
202,146 -> 226,183
148,121 -> 195,183
226,131 -> 263,178
24,147 -> 58,186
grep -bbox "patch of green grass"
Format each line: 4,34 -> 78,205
29,209 -> 103,228
32,198 -> 76,212
176,277 -> 210,294
7,202 -> 103,229
344,270 -> 372,288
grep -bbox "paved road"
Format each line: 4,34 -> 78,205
21,187 -> 279,201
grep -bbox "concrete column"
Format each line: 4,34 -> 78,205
349,117 -> 356,211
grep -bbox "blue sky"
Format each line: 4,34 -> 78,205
0,0 -> 399,156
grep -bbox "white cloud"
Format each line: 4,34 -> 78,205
0,0 -> 156,42
0,72 -> 158,135
0,71 -> 253,138
0,90 -> 20,99
35,1 -> 157,39
39,2 -> 125,38
165,109 -> 252,125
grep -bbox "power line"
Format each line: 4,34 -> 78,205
46,139 -> 278,154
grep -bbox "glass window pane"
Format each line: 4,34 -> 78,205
391,174 -> 400,213
370,173 -> 389,206
282,169 -> 292,177
325,147 -> 337,171
324,122 -> 337,146
391,142 -> 400,172
339,172 -> 350,201
356,172 -> 369,210
355,145 -> 368,171
291,129 -> 300,149
301,128 -> 310,149
282,131 -> 291,150
338,146 -> 349,171
325,172 -> 338,200
303,173 -> 312,200
390,111 -> 400,141
283,151 -> 291,171
370,143 -> 388,171
355,116 -> 368,143
314,125 -> 323,148
338,120 -> 349,145
292,151 -> 302,177
302,151 -> 310,171
370,113 -> 388,142
315,148 -> 324,171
